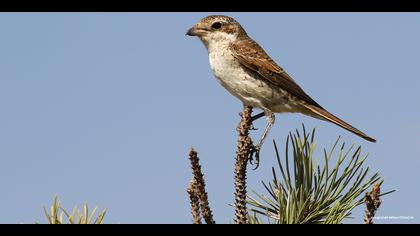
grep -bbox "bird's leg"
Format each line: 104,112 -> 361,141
249,110 -> 275,169
251,111 -> 265,122
258,111 -> 275,148
247,111 -> 265,130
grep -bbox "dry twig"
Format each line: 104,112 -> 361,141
364,182 -> 382,224
234,105 -> 254,224
188,148 -> 215,224
187,179 -> 202,224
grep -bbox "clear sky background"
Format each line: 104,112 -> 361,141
0,13 -> 419,224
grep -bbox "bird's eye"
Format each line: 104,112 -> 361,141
211,22 -> 222,30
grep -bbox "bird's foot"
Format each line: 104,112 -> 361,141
249,123 -> 258,131
248,144 -> 261,170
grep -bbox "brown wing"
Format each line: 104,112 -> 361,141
230,38 -> 323,109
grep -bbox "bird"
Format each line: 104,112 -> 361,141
186,15 -> 376,163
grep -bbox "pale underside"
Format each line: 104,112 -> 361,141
208,42 -> 307,115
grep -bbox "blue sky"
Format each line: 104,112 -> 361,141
0,13 -> 419,224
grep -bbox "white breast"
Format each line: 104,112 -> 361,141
207,43 -> 293,112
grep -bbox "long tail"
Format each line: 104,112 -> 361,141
303,104 -> 376,143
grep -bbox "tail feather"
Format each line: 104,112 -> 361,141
303,105 -> 376,143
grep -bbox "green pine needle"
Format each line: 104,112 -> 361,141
247,125 -> 394,224
41,196 -> 107,224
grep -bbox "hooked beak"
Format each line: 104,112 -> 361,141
186,27 -> 196,36
186,26 -> 206,37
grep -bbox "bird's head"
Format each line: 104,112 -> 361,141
186,15 -> 247,48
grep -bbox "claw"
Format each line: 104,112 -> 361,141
248,144 -> 261,170
249,123 -> 258,131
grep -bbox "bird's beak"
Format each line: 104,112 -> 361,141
186,27 -> 196,36
186,26 -> 206,37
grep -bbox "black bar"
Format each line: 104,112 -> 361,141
1,0 -> 419,12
